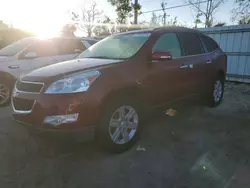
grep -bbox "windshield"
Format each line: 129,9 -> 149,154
79,33 -> 151,60
0,38 -> 37,56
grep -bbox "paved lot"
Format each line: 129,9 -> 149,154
0,83 -> 250,188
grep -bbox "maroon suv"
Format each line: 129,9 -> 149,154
12,27 -> 227,152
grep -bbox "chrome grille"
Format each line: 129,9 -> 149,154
12,98 -> 35,112
16,80 -> 44,93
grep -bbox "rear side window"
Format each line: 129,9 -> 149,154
153,33 -> 181,59
23,41 -> 58,57
177,33 -> 204,56
86,39 -> 98,45
200,35 -> 219,52
55,39 -> 86,55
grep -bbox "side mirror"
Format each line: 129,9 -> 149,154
24,52 -> 37,59
152,52 -> 172,61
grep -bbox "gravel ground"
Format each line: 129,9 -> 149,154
0,82 -> 250,188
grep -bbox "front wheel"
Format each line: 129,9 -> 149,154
210,77 -> 224,107
96,99 -> 141,152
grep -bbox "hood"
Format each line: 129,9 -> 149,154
0,56 -> 10,63
21,58 -> 123,82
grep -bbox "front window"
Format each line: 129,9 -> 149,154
79,33 -> 151,60
153,33 -> 182,59
0,38 -> 37,56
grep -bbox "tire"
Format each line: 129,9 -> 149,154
96,97 -> 142,153
210,75 -> 224,107
0,82 -> 12,107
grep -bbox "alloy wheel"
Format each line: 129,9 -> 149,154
109,105 -> 139,144
213,80 -> 222,103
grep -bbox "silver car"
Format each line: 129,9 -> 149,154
0,37 -> 93,106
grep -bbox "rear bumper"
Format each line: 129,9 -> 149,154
15,119 -> 96,142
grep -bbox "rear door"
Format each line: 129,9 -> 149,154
144,33 -> 194,106
177,32 -> 207,94
53,38 -> 86,63
199,34 -> 220,83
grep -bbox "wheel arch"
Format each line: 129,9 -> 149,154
217,69 -> 226,81
0,71 -> 17,86
100,86 -> 147,112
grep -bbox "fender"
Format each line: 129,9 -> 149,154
0,71 -> 17,85
0,62 -> 20,79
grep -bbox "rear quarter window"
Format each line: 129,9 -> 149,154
55,39 -> 86,55
177,32 -> 204,56
200,35 -> 219,52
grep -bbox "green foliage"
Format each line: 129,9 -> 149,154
108,0 -> 141,26
238,16 -> 250,24
0,28 -> 33,49
61,24 -> 76,37
93,16 -> 115,36
0,21 -> 8,29
108,0 -> 132,24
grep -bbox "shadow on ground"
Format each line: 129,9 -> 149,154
0,82 -> 250,188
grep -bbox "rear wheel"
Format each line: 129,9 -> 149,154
96,98 -> 142,152
210,76 -> 224,107
0,83 -> 11,106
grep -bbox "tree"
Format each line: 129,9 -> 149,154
160,2 -> 170,26
194,13 -> 202,28
71,2 -> 102,36
108,0 -> 141,31
167,16 -> 178,26
108,0 -> 132,24
150,12 -> 160,26
93,16 -> 116,36
60,24 -> 76,37
0,21 -> 8,30
232,0 -> 250,24
188,0 -> 227,27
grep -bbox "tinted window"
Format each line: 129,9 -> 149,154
200,35 -> 218,52
24,40 -> 58,57
153,33 -> 181,58
86,39 -> 98,45
55,39 -> 86,55
177,33 -> 204,56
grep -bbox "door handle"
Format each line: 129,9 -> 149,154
8,65 -> 19,69
180,64 -> 189,69
206,60 -> 212,64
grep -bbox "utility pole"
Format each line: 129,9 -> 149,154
134,0 -> 138,24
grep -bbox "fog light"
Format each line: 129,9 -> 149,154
43,113 -> 79,126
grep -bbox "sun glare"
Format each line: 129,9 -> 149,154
3,0 -> 71,38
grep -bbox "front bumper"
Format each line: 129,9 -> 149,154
15,119 -> 96,142
12,84 -> 102,140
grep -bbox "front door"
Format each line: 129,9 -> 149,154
142,33 -> 194,106
17,40 -> 58,77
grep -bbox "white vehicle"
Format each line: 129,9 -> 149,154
0,37 -> 92,106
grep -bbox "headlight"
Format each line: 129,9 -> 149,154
45,70 -> 100,94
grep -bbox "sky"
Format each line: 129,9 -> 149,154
0,0 -> 236,37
